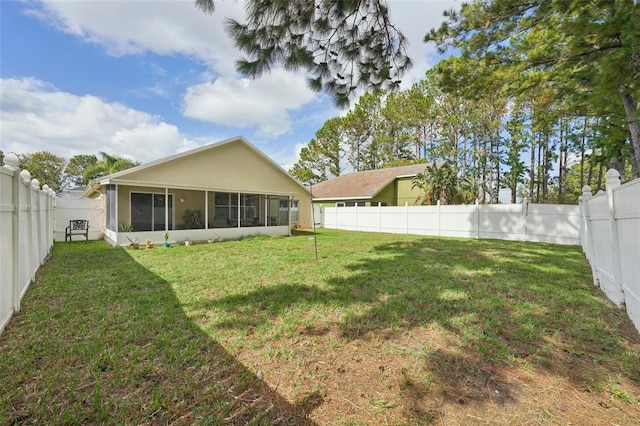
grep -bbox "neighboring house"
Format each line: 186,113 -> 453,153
83,136 -> 311,246
56,186 -> 86,199
311,163 -> 437,207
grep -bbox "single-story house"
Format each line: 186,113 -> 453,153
311,163 -> 437,207
56,186 -> 86,199
83,136 -> 312,246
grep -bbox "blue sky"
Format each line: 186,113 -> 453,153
1,0 -> 457,169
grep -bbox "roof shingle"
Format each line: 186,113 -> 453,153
311,163 -> 429,199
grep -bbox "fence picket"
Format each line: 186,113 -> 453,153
0,155 -> 56,336
580,170 -> 639,331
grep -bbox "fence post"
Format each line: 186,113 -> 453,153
475,199 -> 480,239
44,185 -> 55,251
36,181 -> 45,265
354,203 -> 358,231
579,186 -> 591,259
580,185 -> 599,287
605,169 -> 625,306
405,201 -> 409,234
378,202 -> 382,233
332,205 -> 336,229
4,155 -> 21,312
437,200 -> 441,237
30,178 -> 40,277
522,198 -> 528,240
23,172 -> 33,295
43,185 -> 50,256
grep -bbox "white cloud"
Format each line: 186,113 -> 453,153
10,0 -> 458,158
0,78 -> 196,163
277,141 -> 309,171
182,69 -> 317,136
388,1 -> 459,88
27,0 -> 322,134
28,0 -> 242,73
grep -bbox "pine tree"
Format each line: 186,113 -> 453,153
196,0 -> 411,108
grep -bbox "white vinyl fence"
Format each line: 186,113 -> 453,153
322,199 -> 580,245
580,169 -> 640,333
1,154 -> 56,336
54,196 -> 104,242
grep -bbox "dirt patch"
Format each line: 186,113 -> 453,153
235,324 -> 640,425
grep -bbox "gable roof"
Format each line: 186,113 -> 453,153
83,136 -> 309,196
311,163 -> 430,200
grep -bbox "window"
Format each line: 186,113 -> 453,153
213,192 -> 238,227
240,194 -> 262,227
337,201 -> 365,207
279,199 -> 289,225
130,192 -> 173,231
290,200 -> 299,222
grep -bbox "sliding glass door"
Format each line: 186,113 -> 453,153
131,192 -> 173,231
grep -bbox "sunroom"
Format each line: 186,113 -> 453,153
84,137 -> 311,246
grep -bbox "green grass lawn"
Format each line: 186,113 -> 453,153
1,229 -> 639,425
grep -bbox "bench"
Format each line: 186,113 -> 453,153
65,220 -> 89,243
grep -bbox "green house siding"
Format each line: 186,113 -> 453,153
396,177 -> 421,206
316,201 -> 338,207
371,182 -> 396,206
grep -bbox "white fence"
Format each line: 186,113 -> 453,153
1,154 -> 56,336
322,200 -> 580,245
54,196 -> 104,242
580,169 -> 640,333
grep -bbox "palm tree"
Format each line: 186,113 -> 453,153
412,163 -> 458,205
82,152 -> 138,182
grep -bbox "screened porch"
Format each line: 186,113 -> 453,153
104,184 -> 300,246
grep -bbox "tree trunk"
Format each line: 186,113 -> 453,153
488,138 -> 494,203
619,86 -> 640,179
495,148 -> 501,204
596,162 -> 604,192
542,130 -> 549,203
580,116 -> 587,189
529,139 -> 536,201
630,140 -> 639,179
610,156 -> 625,183
558,120 -> 565,204
536,143 -> 543,203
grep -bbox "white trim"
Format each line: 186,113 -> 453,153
100,179 -> 301,197
205,190 -> 209,229
115,183 -> 119,233
314,196 -> 371,201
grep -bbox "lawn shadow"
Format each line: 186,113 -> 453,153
328,237 -> 640,406
200,233 -> 640,411
0,241 -> 315,425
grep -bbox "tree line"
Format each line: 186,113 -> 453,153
5,1 -> 638,202
289,61 -> 633,205
244,0 -> 637,205
0,150 -> 138,193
